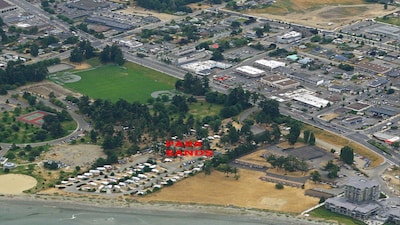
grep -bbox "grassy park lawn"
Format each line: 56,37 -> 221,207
188,101 -> 223,120
310,206 -> 366,225
65,62 -> 178,103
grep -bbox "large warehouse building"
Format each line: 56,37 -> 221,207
236,65 -> 265,78
276,31 -> 302,43
261,75 -> 299,90
254,59 -> 286,71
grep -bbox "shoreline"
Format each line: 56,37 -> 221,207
0,194 -> 329,224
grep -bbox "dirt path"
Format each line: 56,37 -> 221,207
245,3 -> 398,30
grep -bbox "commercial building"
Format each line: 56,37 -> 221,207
276,31 -> 302,43
368,78 -> 388,88
253,59 -> 286,71
86,15 -> 136,30
345,102 -> 371,112
328,84 -> 349,93
66,0 -> 110,11
357,61 -> 392,75
235,65 -> 265,78
261,75 -> 299,90
292,94 -> 331,108
370,106 -> 399,117
342,116 -> 364,125
181,60 -> 232,76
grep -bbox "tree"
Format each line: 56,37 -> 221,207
90,130 -> 97,143
287,121 -> 301,145
309,132 -> 316,145
227,125 -> 240,143
340,146 -> 354,165
211,50 -> 224,61
310,171 -> 321,183
254,28 -> 264,38
69,48 -> 84,63
303,130 -> 311,143
324,160 -> 339,178
275,183 -> 284,189
30,43 -> 39,57
204,160 -> 212,175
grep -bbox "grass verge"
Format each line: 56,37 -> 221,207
303,124 -> 383,168
310,206 -> 367,225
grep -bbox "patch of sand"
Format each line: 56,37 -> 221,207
19,81 -> 75,99
0,174 -> 37,195
243,3 -> 398,30
140,169 -> 319,213
43,144 -> 106,170
70,62 -> 92,70
318,113 -> 339,122
238,149 -> 270,167
118,7 -> 179,22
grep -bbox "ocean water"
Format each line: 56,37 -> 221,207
0,200 -> 317,225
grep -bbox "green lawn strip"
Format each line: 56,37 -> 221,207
376,17 -> 400,26
65,63 -> 177,103
310,206 -> 367,225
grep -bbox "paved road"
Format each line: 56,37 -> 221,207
0,92 -> 89,157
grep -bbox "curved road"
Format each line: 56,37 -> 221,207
0,92 -> 89,157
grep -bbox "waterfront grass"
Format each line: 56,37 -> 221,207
310,206 -> 367,225
65,62 -> 178,103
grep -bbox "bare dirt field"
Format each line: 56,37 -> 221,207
140,169 -> 319,213
42,144 -> 106,170
382,166 -> 400,196
244,1 -> 398,30
19,81 -> 79,99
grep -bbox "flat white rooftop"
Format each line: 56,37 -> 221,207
236,65 -> 265,76
254,59 -> 286,69
293,94 -> 331,108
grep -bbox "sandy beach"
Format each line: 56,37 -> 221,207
0,194 -> 330,225
0,174 -> 37,195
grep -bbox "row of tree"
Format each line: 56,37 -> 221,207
0,58 -> 60,94
266,154 -> 308,173
70,42 -> 125,66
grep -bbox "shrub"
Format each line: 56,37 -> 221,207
275,183 -> 284,189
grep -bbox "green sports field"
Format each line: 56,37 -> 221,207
64,63 -> 178,103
